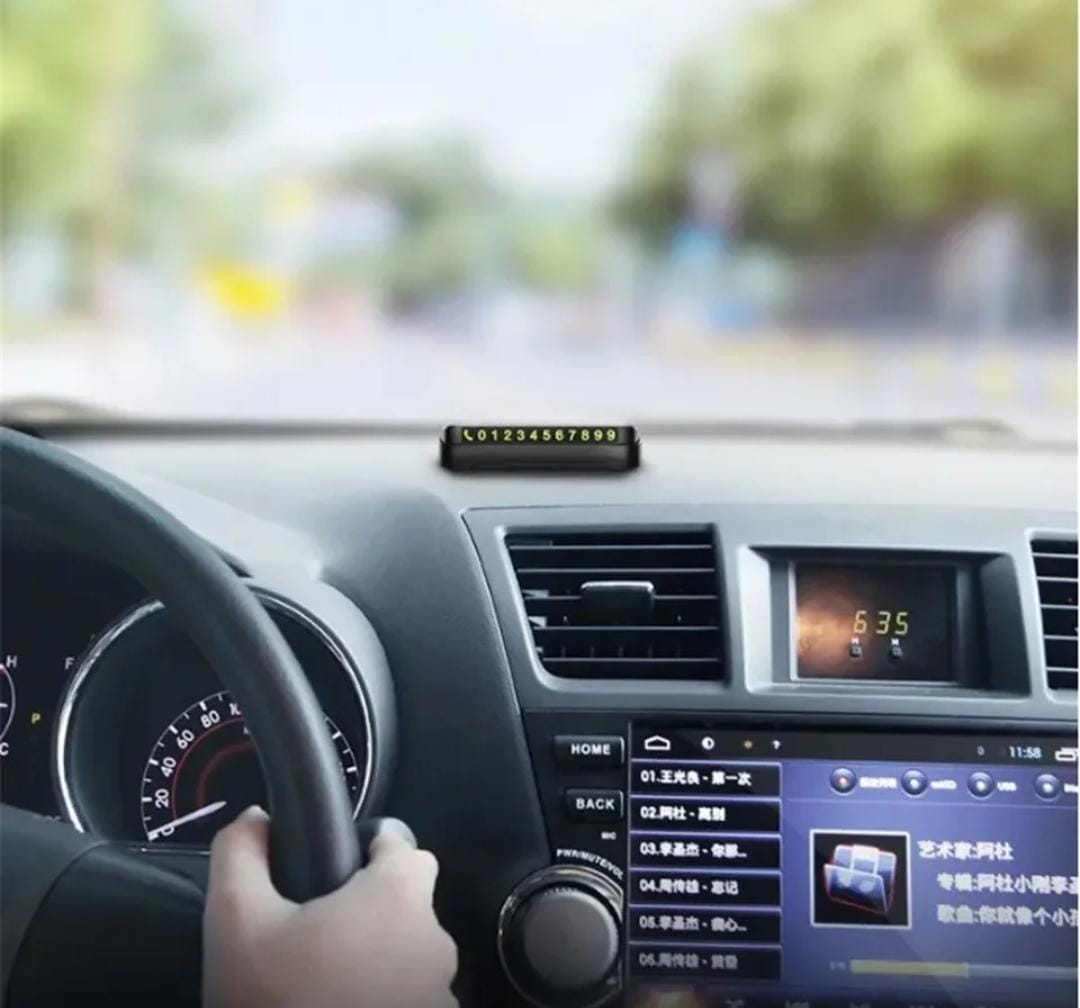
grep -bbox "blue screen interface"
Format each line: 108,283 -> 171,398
626,727 -> 1078,1008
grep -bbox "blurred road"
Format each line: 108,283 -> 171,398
3,328 -> 1075,440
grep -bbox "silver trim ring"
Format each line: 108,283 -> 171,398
53,587 -> 375,838
496,864 -> 623,1008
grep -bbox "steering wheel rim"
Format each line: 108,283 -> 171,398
0,427 -> 360,901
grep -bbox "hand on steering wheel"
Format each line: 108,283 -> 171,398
205,808 -> 458,1008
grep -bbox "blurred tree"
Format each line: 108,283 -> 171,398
335,141 -> 491,228
1,1 -> 138,223
1,0 -> 247,315
328,144 -> 607,302
615,0 -> 1077,247
508,203 -> 604,294
327,141 -> 495,307
612,51 -> 738,246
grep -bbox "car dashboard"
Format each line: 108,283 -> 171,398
1,425 -> 1076,1008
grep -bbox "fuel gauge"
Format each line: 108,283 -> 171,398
0,663 -> 14,745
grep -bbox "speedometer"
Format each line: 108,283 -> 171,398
140,690 -> 362,844
54,584 -> 388,845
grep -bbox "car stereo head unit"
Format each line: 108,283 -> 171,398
624,726 -> 1078,1008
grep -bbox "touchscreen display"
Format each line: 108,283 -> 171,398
795,563 -> 954,681
627,728 -> 1078,1007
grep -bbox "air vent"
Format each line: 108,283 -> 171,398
1032,536 -> 1078,690
506,528 -> 722,679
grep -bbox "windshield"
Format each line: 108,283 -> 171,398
2,0 -> 1076,438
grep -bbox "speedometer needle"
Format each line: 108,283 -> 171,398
147,800 -> 228,841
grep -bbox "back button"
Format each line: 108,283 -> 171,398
564,788 -> 624,822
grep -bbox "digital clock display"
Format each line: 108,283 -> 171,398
795,563 -> 954,682
1007,744 -> 1046,761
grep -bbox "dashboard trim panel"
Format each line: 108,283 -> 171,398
464,505 -> 1076,722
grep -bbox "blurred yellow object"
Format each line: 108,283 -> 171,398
1049,358 -> 1079,410
199,264 -> 292,321
975,352 -> 1016,404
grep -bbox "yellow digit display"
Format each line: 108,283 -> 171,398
851,610 -> 911,636
441,426 -> 639,471
451,426 -> 632,443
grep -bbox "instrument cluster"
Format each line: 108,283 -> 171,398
0,547 -> 376,846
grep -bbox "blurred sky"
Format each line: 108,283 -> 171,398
214,0 -> 766,192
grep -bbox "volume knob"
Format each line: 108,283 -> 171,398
498,866 -> 622,1008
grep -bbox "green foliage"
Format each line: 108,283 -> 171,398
508,204 -> 603,293
328,143 -> 606,299
612,52 -> 737,245
333,141 -> 492,227
616,0 -> 1077,247
324,141 -> 494,305
381,208 -> 488,307
1,0 -> 150,224
1,0 -> 247,243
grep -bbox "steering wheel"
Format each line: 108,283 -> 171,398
0,428 -> 362,1006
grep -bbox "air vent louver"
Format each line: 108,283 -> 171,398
506,528 -> 722,679
1032,536 -> 1078,690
